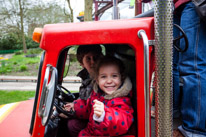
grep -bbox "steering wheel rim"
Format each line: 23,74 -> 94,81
53,98 -> 75,118
54,85 -> 76,117
173,24 -> 189,52
57,84 -> 75,100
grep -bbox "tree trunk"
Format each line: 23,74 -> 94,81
66,0 -> 74,22
84,0 -> 93,21
18,0 -> 27,53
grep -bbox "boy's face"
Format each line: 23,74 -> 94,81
81,52 -> 99,77
97,64 -> 121,95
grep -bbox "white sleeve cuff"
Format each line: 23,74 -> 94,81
93,110 -> 105,122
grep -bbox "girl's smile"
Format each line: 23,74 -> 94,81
97,64 -> 121,95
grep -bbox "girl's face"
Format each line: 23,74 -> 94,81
97,64 -> 121,95
81,52 -> 99,77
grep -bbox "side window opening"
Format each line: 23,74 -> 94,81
52,44 -> 137,137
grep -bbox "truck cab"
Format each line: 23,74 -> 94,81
28,17 -> 155,137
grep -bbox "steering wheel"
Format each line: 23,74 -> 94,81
173,24 -> 189,52
57,84 -> 75,100
54,85 -> 76,117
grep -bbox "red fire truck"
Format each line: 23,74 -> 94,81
0,0 -> 185,136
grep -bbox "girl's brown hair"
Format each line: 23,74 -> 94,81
95,55 -> 126,82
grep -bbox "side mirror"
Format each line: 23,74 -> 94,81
38,64 -> 58,126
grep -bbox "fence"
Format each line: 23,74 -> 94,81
0,50 -> 20,54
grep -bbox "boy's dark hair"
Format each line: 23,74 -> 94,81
95,56 -> 126,82
76,45 -> 102,64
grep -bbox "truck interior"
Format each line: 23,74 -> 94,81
51,44 -> 139,137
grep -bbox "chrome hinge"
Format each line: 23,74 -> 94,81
148,40 -> 155,46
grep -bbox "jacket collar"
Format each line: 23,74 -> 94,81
77,68 -> 90,80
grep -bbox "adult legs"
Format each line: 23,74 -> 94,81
178,2 -> 206,135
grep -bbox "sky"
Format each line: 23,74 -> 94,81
44,0 -> 135,22
38,0 -> 84,22
65,0 -> 136,22
43,0 -> 153,22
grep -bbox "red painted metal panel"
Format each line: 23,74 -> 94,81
0,100 -> 33,137
32,52 -> 59,137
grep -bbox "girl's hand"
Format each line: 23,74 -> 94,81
64,102 -> 74,112
93,99 -> 104,118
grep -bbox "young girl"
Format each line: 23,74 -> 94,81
64,56 -> 134,136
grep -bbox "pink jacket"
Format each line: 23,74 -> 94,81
73,77 -> 134,136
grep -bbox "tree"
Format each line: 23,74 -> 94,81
0,0 -> 22,37
84,0 -> 93,21
0,0 -> 72,50
66,0 -> 74,22
0,0 -> 28,53
18,0 -> 27,53
25,3 -> 69,37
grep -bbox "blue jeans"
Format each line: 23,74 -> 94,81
173,2 -> 206,136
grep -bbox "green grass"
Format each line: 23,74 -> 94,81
0,54 -> 40,74
0,90 -> 78,105
0,48 -> 81,76
0,48 -> 42,75
0,90 -> 35,105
